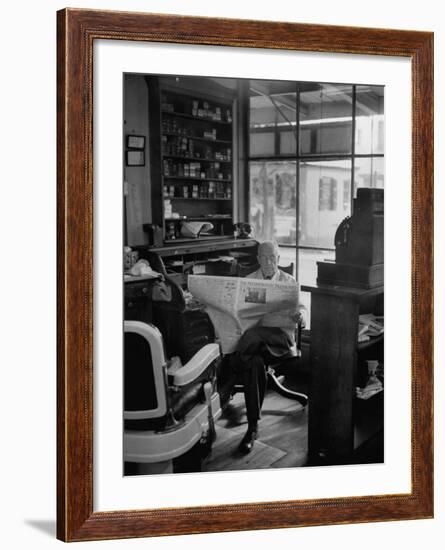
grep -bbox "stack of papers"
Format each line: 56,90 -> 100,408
358,314 -> 384,342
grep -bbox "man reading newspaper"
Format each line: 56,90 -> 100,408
188,241 -> 306,454
233,240 -> 306,454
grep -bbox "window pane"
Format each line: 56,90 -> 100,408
299,160 -> 352,248
249,161 -> 297,245
298,248 -> 335,286
298,248 -> 335,329
353,157 -> 384,196
250,81 -> 297,157
355,85 -> 385,154
249,132 -> 275,156
280,131 -> 297,155
299,84 -> 353,156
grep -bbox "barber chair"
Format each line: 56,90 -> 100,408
124,320 -> 222,475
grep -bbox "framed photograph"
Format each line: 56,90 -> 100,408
57,8 -> 433,542
126,149 -> 145,166
126,134 -> 145,149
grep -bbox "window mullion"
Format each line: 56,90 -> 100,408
351,84 -> 357,212
295,83 -> 301,280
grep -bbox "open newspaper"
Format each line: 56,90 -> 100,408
188,275 -> 299,354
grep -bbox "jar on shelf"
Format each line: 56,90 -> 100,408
167,222 -> 176,240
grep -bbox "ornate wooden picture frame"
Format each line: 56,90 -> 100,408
57,8 -> 433,542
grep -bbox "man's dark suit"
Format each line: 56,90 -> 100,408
234,268 -> 298,425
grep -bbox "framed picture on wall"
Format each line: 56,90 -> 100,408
126,149 -> 145,166
126,134 -> 146,149
57,8 -> 433,543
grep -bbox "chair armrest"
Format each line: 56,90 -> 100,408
172,343 -> 220,386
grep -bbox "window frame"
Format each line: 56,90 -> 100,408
247,81 -> 384,279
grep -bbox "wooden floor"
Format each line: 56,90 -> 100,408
202,388 -> 309,472
171,369 -> 383,474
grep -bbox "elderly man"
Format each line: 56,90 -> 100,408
234,240 -> 305,454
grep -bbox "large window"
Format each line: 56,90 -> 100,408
249,84 -> 383,260
248,81 -> 384,323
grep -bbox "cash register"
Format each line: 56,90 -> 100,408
317,188 -> 384,289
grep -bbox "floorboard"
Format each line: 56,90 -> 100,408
202,388 -> 309,472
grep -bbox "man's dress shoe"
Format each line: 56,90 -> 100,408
238,428 -> 258,454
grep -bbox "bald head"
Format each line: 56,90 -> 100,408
257,241 -> 280,278
258,241 -> 279,257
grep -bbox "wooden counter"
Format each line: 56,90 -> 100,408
302,283 -> 384,463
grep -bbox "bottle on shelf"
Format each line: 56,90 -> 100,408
203,129 -> 217,141
166,222 -> 176,240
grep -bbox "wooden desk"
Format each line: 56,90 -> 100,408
302,283 -> 384,462
148,237 -> 257,258
135,238 -> 258,284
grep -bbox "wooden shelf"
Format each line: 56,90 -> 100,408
162,132 -> 231,145
357,333 -> 384,351
165,216 -> 232,221
162,110 -> 231,125
164,235 -> 231,244
162,154 -> 231,163
302,283 -> 383,300
143,238 -> 257,257
167,197 -> 231,201
163,175 -> 232,183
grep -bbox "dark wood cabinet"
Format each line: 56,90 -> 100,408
302,283 -> 384,462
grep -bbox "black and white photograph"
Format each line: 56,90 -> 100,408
123,73 -> 385,476
244,287 -> 267,304
0,0 -> 439,546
